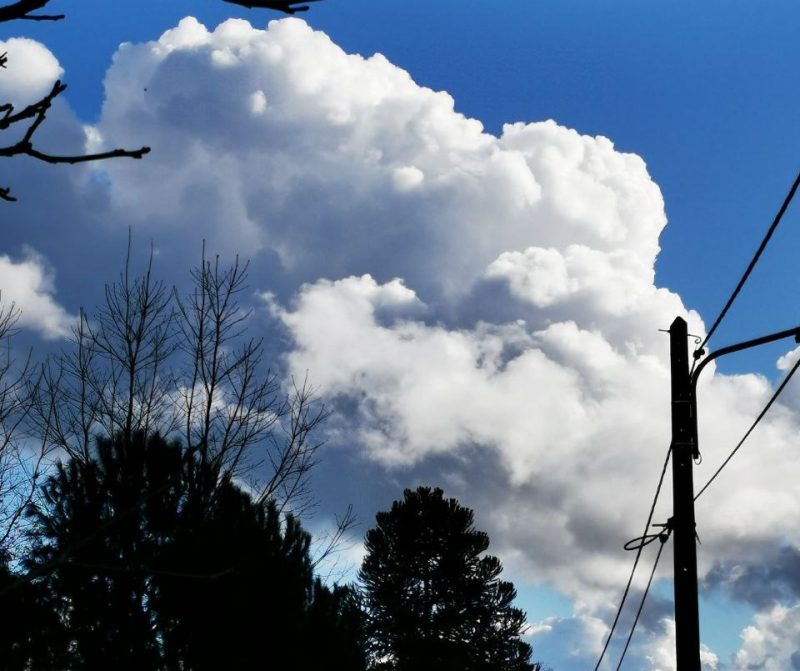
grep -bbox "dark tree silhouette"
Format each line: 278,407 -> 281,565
24,434 -> 179,669
23,431 -> 366,670
0,549 -> 63,670
223,0 -> 323,13
0,0 -> 63,22
0,0 -> 150,201
0,246 -> 360,667
0,243 -> 347,573
359,486 -> 537,671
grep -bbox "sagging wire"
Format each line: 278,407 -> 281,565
592,446 -> 672,671
695,351 -> 800,501
694,170 -> 800,359
615,525 -> 671,671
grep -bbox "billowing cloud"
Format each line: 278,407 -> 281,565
0,37 -> 63,107
0,251 -> 74,339
90,16 -> 666,305
4,15 -> 800,669
705,546 -> 800,609
728,604 -> 800,671
83,12 -> 800,647
644,619 -> 719,671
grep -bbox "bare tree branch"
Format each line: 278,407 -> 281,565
0,0 -> 63,23
311,503 -> 358,582
0,299 -> 53,558
29,245 -> 329,522
1,7 -> 150,201
0,80 -> 150,200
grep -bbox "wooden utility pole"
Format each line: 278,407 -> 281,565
669,316 -> 701,671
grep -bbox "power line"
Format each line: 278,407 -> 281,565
695,352 -> 800,501
615,529 -> 670,671
592,446 -> 672,671
696,170 -> 800,356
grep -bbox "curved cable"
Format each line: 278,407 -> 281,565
592,446 -> 672,671
623,522 -> 670,552
615,530 -> 670,671
695,352 -> 800,501
696,170 -> 800,357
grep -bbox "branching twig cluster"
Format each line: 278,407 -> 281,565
0,0 -> 150,201
0,299 -> 50,557
28,244 -> 329,522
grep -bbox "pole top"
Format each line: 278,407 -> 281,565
670,316 -> 688,332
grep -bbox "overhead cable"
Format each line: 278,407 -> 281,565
592,446 -> 672,671
695,352 -> 800,501
615,529 -> 670,671
696,170 -> 800,357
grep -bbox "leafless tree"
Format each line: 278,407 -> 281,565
28,245 -> 330,522
0,0 -> 150,202
30,250 -> 175,464
0,300 -> 51,559
175,248 -> 329,514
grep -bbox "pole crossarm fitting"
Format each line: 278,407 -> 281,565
691,325 -> 800,389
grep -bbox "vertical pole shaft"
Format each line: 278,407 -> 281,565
670,316 -> 701,671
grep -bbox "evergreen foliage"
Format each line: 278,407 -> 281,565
359,486 -> 536,671
20,431 -> 366,670
0,551 -> 63,671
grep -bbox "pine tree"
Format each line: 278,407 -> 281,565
0,550 -> 64,670
359,487 -> 536,671
25,431 -> 367,670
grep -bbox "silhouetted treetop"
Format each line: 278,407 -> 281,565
22,430 -> 366,670
359,486 -> 537,671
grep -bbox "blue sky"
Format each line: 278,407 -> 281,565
3,1 -> 800,669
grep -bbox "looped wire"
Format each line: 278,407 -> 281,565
687,333 -> 705,362
623,521 -> 672,551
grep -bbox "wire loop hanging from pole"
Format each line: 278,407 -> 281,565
614,529 -> 671,671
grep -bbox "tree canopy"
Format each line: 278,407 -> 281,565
0,248 -> 363,669
21,430 -> 366,670
359,486 -> 537,671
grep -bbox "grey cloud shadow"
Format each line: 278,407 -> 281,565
703,544 -> 800,610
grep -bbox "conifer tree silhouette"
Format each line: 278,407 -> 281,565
359,486 -> 537,671
25,431 -> 366,670
0,550 -> 63,670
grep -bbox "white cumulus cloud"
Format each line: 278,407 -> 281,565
645,619 -> 719,671
6,16 -> 800,668
0,37 -> 63,107
78,15 -> 800,622
0,252 -> 74,339
729,603 -> 800,671
89,17 -> 666,304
